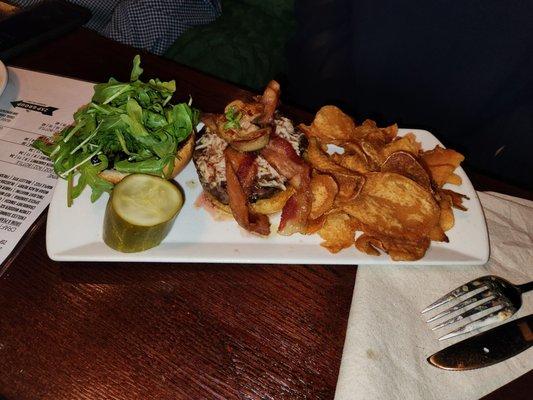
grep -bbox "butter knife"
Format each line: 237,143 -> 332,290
428,314 -> 532,370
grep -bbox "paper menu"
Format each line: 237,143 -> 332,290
0,67 -> 94,274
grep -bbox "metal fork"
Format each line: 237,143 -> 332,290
422,275 -> 533,341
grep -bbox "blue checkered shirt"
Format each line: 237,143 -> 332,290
11,0 -> 221,55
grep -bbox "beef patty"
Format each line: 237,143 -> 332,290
193,116 -> 305,205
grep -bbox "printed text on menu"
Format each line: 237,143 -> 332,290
0,67 -> 94,273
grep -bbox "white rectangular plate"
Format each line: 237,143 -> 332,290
46,129 -> 489,265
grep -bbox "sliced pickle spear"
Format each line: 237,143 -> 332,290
103,174 -> 183,252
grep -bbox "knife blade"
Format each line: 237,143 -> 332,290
428,314 -> 532,370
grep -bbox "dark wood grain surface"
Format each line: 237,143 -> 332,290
1,226 -> 354,400
0,28 -> 531,400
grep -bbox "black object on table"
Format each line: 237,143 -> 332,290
0,0 -> 91,60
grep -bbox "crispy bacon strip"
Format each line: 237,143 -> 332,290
232,151 -> 257,195
257,80 -> 281,125
224,147 -> 270,236
260,134 -> 312,235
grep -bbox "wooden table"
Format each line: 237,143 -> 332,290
0,28 -> 531,400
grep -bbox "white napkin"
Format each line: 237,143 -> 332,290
334,192 -> 533,400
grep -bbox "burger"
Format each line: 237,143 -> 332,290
193,81 -> 312,236
195,115 -> 305,208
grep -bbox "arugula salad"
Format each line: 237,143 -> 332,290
34,56 -> 199,206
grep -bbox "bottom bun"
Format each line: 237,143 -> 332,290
205,186 -> 296,216
99,132 -> 195,184
204,191 -> 232,214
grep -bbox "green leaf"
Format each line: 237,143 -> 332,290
148,78 -> 176,94
98,114 -> 127,132
114,155 -> 173,176
165,103 -> 197,142
143,110 -> 168,129
92,82 -> 133,105
130,54 -> 143,81
223,106 -> 242,130
77,154 -> 113,202
126,98 -> 143,123
31,55 -> 195,205
71,171 -> 87,199
120,98 -> 149,137
32,137 -> 55,157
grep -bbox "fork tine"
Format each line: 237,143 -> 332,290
421,280 -> 489,314
438,305 -> 512,341
431,295 -> 502,330
426,289 -> 493,323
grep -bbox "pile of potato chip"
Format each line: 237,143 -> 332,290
299,105 -> 467,261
